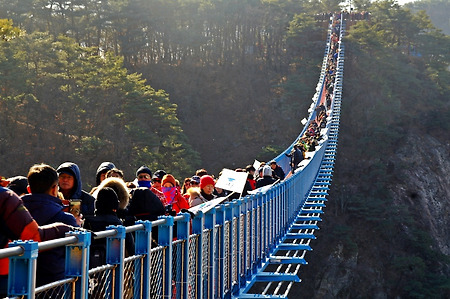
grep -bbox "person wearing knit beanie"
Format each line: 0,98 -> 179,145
200,175 -> 215,189
136,166 -> 152,178
189,175 -> 217,207
162,174 -> 177,187
136,166 -> 152,188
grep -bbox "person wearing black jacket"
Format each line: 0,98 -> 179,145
83,187 -> 135,269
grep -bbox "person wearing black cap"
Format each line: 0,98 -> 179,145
135,166 -> 167,206
6,176 -> 28,196
152,169 -> 167,191
57,162 -> 95,217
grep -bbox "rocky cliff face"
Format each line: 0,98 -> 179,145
292,132 -> 450,298
392,133 -> 450,256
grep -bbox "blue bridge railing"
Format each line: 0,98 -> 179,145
0,13 -> 345,299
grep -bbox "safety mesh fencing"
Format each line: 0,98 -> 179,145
172,239 -> 185,299
188,234 -> 199,298
88,265 -> 115,298
202,229 -> 211,296
246,212 -> 251,273
223,221 -> 231,293
214,225 -> 221,296
232,217 -> 238,284
150,246 -> 165,298
124,255 -> 144,299
35,279 -> 75,299
252,209 -> 256,264
240,214 -> 245,275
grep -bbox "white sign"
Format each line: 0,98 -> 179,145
252,160 -> 261,171
215,168 -> 248,194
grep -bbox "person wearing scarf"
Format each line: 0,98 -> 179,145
189,175 -> 217,207
161,174 -> 189,213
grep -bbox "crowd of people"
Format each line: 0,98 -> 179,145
0,157 -> 288,294
286,16 -> 340,173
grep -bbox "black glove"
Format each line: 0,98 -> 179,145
180,209 -> 195,219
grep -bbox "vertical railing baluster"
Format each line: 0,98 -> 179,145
176,213 -> 191,299
241,197 -> 248,286
216,205 -> 225,297
224,203 -> 233,298
135,220 -> 152,298
8,240 -> 39,298
158,216 -> 174,299
204,208 -> 216,299
106,225 -> 125,299
192,211 -> 204,299
232,200 -> 240,295
257,194 -> 263,268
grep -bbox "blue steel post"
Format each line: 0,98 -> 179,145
7,240 -> 38,298
257,194 -> 263,268
232,200 -> 241,295
248,195 -> 255,277
65,230 -> 91,299
263,193 -> 269,258
192,211 -> 204,299
216,205 -> 225,296
135,220 -> 152,298
204,208 -> 216,299
106,225 -> 126,299
240,197 -> 248,287
224,203 -> 233,298
268,189 -> 274,251
273,187 -> 278,244
176,213 -> 191,299
158,216 -> 174,299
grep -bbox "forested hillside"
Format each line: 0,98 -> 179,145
1,0 -> 450,297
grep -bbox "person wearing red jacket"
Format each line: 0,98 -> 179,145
0,187 -> 73,296
161,174 -> 190,214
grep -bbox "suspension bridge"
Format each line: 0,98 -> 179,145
0,13 -> 345,299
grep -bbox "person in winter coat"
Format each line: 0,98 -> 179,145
189,175 -> 217,207
286,144 -> 304,172
135,166 -> 167,206
22,164 -> 79,287
0,187 -> 73,297
57,162 -> 95,217
269,160 -> 286,181
83,187 -> 134,269
91,177 -> 130,221
90,162 -> 116,194
6,176 -> 28,196
128,187 -> 166,246
95,162 -> 116,186
128,188 -> 165,222
256,165 -> 277,188
245,165 -> 257,190
161,174 -> 190,214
